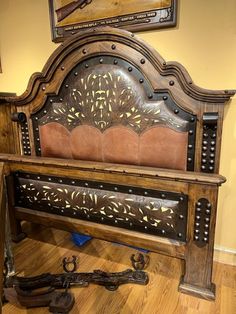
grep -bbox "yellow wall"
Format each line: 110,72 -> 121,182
0,1 -> 236,254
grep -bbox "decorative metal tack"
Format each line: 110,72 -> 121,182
201,113 -> 218,173
82,49 -> 87,54
169,80 -> 175,86
128,67 -> 132,72
140,59 -> 145,64
111,44 -> 116,50
61,66 -> 65,70
194,198 -> 212,247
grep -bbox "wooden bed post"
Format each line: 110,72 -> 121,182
0,162 -> 6,312
179,183 -> 218,300
5,175 -> 25,243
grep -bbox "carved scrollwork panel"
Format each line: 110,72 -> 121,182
14,172 -> 188,241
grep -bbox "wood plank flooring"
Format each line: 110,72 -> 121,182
2,223 -> 236,314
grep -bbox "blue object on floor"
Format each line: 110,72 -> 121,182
71,233 -> 92,246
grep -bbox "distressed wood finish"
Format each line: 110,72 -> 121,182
0,28 -> 235,300
0,154 -> 227,300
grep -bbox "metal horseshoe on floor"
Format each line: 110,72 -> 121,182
62,255 -> 78,273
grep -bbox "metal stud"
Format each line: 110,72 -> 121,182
65,84 -> 69,88
178,233 -> 182,238
85,182 -> 89,187
194,235 -> 199,241
174,109 -> 179,114
100,185 -> 104,189
128,67 -> 132,72
74,72 -> 78,76
161,194 -> 166,199
179,214 -> 184,219
61,66 -> 65,70
189,130 -> 193,135
111,44 -> 116,50
114,59 -> 118,65
99,58 -> 103,64
114,187 -> 118,191
169,80 -> 174,86
205,217 -> 210,222
71,181 -> 75,184
140,59 -> 145,64
148,94 -> 153,99
139,78 -> 144,84
82,49 -> 87,54
163,96 -> 168,101
85,64 -> 89,68
129,189 -> 133,193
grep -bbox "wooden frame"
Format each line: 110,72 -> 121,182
49,0 -> 177,42
0,27 -> 235,301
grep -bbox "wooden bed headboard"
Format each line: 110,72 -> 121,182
0,27 -> 235,301
1,27 -> 234,173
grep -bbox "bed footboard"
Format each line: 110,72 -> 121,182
0,154 -> 225,300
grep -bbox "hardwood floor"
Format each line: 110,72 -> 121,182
2,223 -> 236,314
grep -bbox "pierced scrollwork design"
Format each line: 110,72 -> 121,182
14,173 -> 188,241
33,59 -> 188,134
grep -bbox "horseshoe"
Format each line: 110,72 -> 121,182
130,253 -> 150,270
62,256 -> 78,273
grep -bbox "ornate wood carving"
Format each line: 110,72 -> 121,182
14,172 -> 188,241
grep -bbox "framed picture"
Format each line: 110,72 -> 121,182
49,0 -> 177,42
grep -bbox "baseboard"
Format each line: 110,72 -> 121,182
213,245 -> 236,265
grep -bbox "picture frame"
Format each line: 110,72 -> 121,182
49,0 -> 177,42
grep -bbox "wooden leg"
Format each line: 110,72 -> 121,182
5,176 -> 26,243
178,184 -> 218,300
178,242 -> 215,300
0,163 -> 6,312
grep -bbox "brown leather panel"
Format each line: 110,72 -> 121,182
139,127 -> 188,170
39,123 -> 72,159
70,125 -> 102,161
103,127 -> 139,165
39,123 -> 188,170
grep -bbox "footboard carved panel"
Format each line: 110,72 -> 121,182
14,172 -> 188,241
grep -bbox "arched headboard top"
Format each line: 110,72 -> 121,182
2,27 -> 234,106
1,27 -> 235,174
